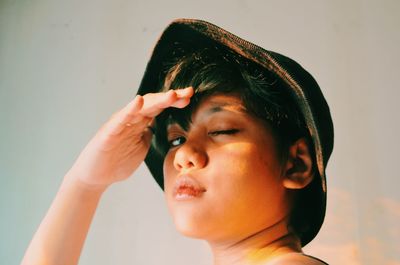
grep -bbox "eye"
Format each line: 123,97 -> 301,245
168,136 -> 186,148
208,129 -> 240,136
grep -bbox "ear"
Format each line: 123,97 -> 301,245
282,138 -> 314,189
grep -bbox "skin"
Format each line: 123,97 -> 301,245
21,87 -> 194,265
163,94 -> 314,265
164,94 -> 288,240
21,87 -> 314,265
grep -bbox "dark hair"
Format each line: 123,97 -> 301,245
153,44 -> 317,242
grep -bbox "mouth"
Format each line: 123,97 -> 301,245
172,175 -> 206,200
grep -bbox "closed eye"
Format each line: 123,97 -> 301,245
208,129 -> 240,136
167,129 -> 240,149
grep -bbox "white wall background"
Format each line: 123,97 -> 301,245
1,0 -> 399,264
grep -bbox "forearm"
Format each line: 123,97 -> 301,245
21,88 -> 194,265
21,171 -> 106,265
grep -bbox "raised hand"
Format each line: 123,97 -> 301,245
21,87 -> 194,265
66,87 -> 194,190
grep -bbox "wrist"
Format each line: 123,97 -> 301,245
62,169 -> 109,196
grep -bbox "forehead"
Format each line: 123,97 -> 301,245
165,93 -> 247,128
195,93 -> 246,114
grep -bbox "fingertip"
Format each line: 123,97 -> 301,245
187,86 -> 194,93
135,94 -> 143,101
137,94 -> 145,104
185,86 -> 195,97
175,86 -> 195,98
130,94 -> 144,112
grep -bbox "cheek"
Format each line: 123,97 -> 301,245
163,152 -> 176,194
209,143 -> 285,217
211,142 -> 281,188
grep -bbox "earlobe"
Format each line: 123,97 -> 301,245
282,138 -> 314,189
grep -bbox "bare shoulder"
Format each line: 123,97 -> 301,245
265,253 -> 329,265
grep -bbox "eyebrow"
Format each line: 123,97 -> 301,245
206,103 -> 245,114
165,101 -> 246,130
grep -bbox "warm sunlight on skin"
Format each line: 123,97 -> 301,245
21,88 -> 195,265
163,94 -> 302,264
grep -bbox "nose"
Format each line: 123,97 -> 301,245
173,140 -> 208,171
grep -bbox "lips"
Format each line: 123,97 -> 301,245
172,175 -> 206,200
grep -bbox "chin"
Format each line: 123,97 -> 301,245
168,205 -> 212,239
171,213 -> 205,238
175,223 -> 203,238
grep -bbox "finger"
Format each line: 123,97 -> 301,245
102,87 -> 193,137
121,95 -> 147,125
139,87 -> 193,117
102,95 -> 144,136
174,86 -> 194,98
170,97 -> 191,108
123,94 -> 144,115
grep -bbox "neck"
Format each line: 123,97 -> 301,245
209,216 -> 302,265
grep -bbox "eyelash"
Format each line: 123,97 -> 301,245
167,129 -> 240,148
208,129 -> 240,136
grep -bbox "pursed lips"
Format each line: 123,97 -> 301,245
172,175 -> 206,200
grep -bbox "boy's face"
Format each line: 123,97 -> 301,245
163,93 -> 292,243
